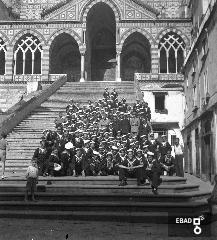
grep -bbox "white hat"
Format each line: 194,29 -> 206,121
54,163 -> 62,171
93,151 -> 100,156
84,140 -> 90,145
143,145 -> 149,148
147,151 -> 154,156
65,142 -> 74,150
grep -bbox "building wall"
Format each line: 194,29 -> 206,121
183,0 -> 217,182
142,89 -> 184,144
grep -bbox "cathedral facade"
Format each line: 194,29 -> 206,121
0,0 -> 191,82
0,0 -> 192,143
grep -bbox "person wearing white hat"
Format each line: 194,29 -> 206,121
161,150 -> 175,176
68,148 -> 87,177
45,148 -> 62,177
118,149 -> 146,186
103,88 -> 110,101
160,135 -> 172,156
60,142 -> 74,176
87,151 -> 101,176
148,133 -> 160,153
99,152 -> 114,176
144,152 -> 163,195
138,117 -> 152,138
130,111 -> 140,138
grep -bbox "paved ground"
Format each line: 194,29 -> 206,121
0,219 -> 216,240
0,173 -> 214,240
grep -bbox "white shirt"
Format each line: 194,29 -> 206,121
26,166 -> 38,178
174,144 -> 183,155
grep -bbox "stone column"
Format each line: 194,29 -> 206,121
79,47 -> 86,82
5,45 -> 14,82
116,46 -> 122,82
41,45 -> 50,81
151,44 -> 159,74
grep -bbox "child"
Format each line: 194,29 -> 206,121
25,158 -> 39,202
0,132 -> 8,179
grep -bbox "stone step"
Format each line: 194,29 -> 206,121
63,83 -> 134,87
0,183 -> 199,194
0,190 -> 210,203
0,176 -> 187,186
0,200 -> 209,214
55,90 -> 134,94
0,210 -> 198,223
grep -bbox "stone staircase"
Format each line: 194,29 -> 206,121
6,81 -> 136,174
0,176 -> 211,222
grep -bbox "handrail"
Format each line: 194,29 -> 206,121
0,75 -> 67,136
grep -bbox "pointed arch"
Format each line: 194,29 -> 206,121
10,29 -> 46,46
0,37 -> 6,75
13,34 -> 43,75
158,31 -> 186,74
156,28 -> 190,47
120,28 -> 155,49
47,28 -> 82,48
121,31 -> 152,81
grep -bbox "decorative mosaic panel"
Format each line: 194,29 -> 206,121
146,0 -> 189,19
124,0 -> 156,20
13,74 -> 42,82
48,74 -> 67,82
44,0 -> 157,21
136,73 -> 184,81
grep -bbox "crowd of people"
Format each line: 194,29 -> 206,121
32,88 -> 184,194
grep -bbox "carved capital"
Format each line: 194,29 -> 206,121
116,45 -> 122,55
79,46 -> 86,55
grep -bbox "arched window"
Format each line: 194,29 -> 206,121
159,32 -> 186,73
0,38 -> 6,75
14,34 -> 42,75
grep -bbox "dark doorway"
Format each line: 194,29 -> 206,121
50,33 -> 81,82
121,32 -> 151,81
86,3 -> 116,81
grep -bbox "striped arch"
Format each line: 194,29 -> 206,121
156,28 -> 190,47
80,0 -> 121,22
47,28 -> 82,48
10,29 -> 46,46
120,28 -> 156,50
0,31 -> 10,44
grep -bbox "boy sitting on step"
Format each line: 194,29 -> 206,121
25,158 -> 39,202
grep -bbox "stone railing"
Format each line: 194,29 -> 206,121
135,73 -> 184,81
48,74 -> 67,82
0,75 -> 67,136
13,74 -> 42,82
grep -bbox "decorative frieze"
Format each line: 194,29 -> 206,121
135,73 -> 184,81
13,74 -> 42,82
48,74 -> 67,82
